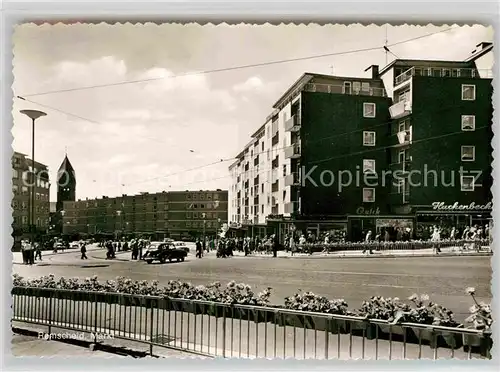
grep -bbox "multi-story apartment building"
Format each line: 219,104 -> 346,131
229,72 -> 391,240
11,151 -> 50,238
62,189 -> 228,240
377,42 -> 493,238
229,42 -> 493,242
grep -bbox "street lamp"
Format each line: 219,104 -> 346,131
60,210 -> 66,235
20,109 -> 47,247
116,210 -> 122,239
202,212 -> 206,246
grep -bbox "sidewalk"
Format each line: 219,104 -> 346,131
12,244 -> 103,265
11,324 -> 203,359
229,246 -> 492,259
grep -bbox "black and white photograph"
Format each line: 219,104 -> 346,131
9,22 -> 493,360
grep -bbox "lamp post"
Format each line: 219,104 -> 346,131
60,210 -> 66,235
116,210 -> 122,240
202,212 -> 206,247
20,109 -> 47,247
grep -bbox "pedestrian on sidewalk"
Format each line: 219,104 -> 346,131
34,242 -> 42,261
272,234 -> 278,258
21,241 -> 28,264
80,242 -> 88,259
290,235 -> 296,256
196,239 -> 203,258
363,231 -> 373,254
431,226 -> 441,254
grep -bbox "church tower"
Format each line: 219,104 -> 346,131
56,155 -> 76,212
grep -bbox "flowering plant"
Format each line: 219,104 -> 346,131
464,287 -> 492,331
12,275 -> 272,306
355,294 -> 459,327
284,290 -> 349,315
356,296 -> 411,321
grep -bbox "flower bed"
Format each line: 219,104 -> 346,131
12,274 -> 491,353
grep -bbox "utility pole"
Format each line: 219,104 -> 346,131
202,212 -> 206,247
385,24 -> 388,65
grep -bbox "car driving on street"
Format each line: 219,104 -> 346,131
172,241 -> 190,254
142,242 -> 188,264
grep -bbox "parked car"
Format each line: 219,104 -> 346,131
70,241 -> 80,249
172,241 -> 190,253
143,242 -> 187,264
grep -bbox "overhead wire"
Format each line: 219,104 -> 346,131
18,27 -> 458,98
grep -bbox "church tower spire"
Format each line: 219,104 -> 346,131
56,154 -> 76,212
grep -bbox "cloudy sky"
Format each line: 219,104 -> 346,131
12,23 -> 492,201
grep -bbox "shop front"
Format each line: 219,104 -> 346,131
348,215 -> 414,242
414,201 -> 492,239
266,215 -> 347,244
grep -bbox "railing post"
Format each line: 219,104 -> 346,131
222,306 -> 227,358
47,293 -> 53,335
93,295 -> 98,344
149,300 -> 154,356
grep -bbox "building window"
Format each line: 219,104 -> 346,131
213,193 -> 219,200
363,131 -> 376,146
22,186 -> 28,195
343,82 -> 352,94
200,194 -> 205,200
186,221 -> 192,228
261,205 -> 264,213
207,194 -> 212,200
363,159 -> 376,173
461,176 -> 475,191
363,103 -> 376,118
462,84 -> 476,101
261,142 -> 264,151
461,146 -> 475,161
12,185 -> 18,195
363,188 -> 375,202
12,169 -> 18,178
22,202 -> 27,210
461,115 -> 475,131
22,216 -> 28,224
186,194 -> 191,200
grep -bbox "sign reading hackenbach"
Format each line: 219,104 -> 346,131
432,202 -> 492,211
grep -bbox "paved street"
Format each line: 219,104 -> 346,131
12,244 -> 491,322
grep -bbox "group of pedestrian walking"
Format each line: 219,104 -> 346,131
20,240 -> 41,265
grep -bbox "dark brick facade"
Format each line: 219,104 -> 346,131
300,91 -> 393,216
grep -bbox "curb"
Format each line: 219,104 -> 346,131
233,251 -> 493,259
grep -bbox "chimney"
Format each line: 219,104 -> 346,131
364,65 -> 379,79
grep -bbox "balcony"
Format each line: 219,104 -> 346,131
395,128 -> 412,146
389,100 -> 412,119
285,115 -> 301,132
394,66 -> 494,87
284,143 -> 301,159
303,83 -> 386,97
284,201 -> 299,214
284,172 -> 301,187
271,182 -> 279,193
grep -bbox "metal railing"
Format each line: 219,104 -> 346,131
300,239 -> 491,253
12,287 -> 491,360
303,83 -> 387,97
395,67 -> 494,86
